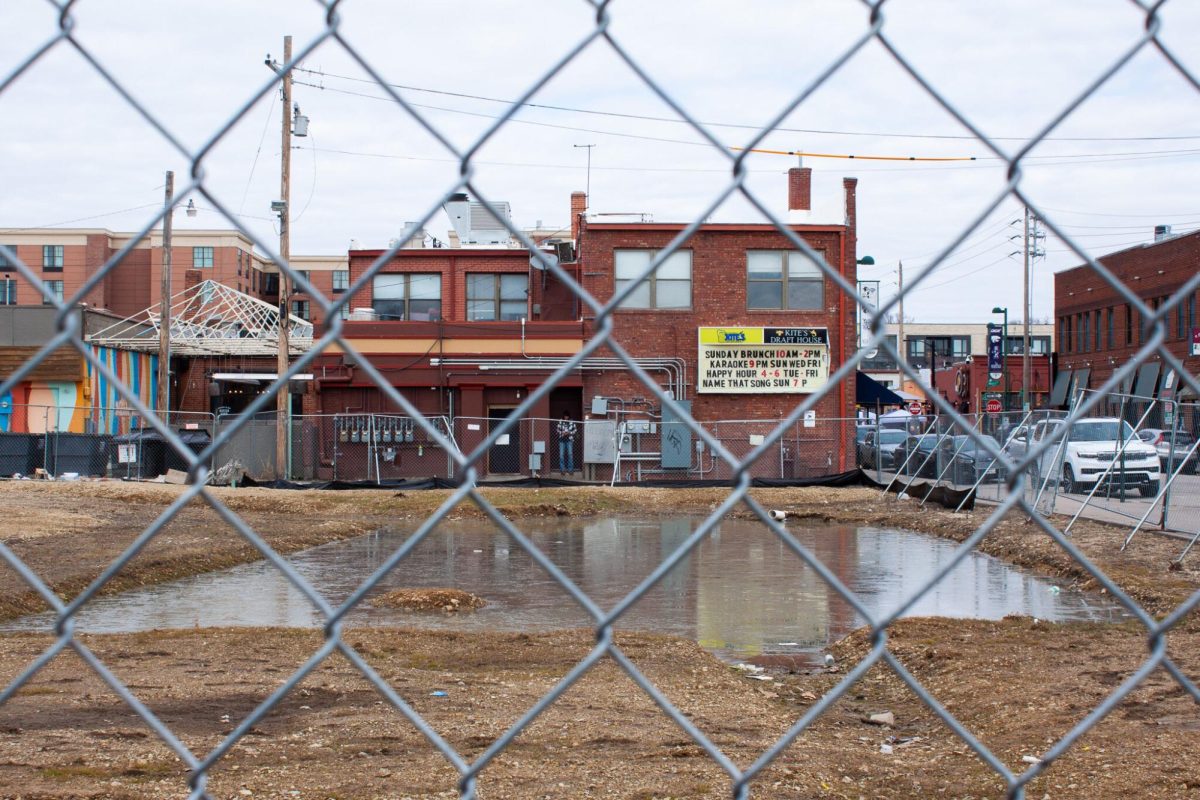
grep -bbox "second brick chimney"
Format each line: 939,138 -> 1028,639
570,191 -> 587,241
787,167 -> 812,212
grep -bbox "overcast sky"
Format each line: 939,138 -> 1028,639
2,0 -> 1198,323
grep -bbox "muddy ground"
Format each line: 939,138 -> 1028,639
1,480 -> 1198,798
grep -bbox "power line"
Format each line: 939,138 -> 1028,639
292,66 -> 1200,143
292,78 -> 1200,166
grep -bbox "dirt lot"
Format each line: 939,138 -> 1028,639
1,480 -> 1198,798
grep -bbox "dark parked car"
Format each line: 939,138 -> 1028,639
943,435 -> 1004,486
1137,428 -> 1198,474
857,428 -> 910,469
892,434 -> 943,478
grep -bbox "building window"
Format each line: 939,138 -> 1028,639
290,299 -> 310,321
43,280 -> 64,304
0,249 -> 9,268
193,246 -> 214,268
339,303 -> 351,320
1106,307 -> 1113,350
614,249 -> 691,309
1062,316 -> 1072,353
746,250 -> 823,310
1124,304 -> 1133,345
467,273 -> 527,321
906,336 -> 969,368
1005,335 -> 1051,356
372,273 -> 441,321
0,279 -> 15,305
294,270 -> 310,289
42,245 -> 63,271
332,270 -> 349,293
1189,294 -> 1196,342
236,250 -> 242,276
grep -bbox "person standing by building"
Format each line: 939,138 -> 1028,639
556,413 -> 577,475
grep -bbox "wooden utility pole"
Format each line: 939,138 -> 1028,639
157,171 -> 174,416
275,35 -> 293,480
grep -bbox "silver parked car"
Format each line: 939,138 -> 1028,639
1137,428 -> 1198,474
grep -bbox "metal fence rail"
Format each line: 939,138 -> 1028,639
3,2 -> 1200,799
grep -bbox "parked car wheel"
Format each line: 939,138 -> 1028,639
1061,465 -> 1079,494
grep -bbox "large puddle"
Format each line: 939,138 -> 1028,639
4,518 -> 1125,663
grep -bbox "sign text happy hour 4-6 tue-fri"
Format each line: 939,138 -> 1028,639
697,327 -> 830,394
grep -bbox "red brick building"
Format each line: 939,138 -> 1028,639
313,170 -> 861,479
1054,228 -> 1200,409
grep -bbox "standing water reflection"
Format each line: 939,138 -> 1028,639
4,518 -> 1124,663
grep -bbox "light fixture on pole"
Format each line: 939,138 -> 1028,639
992,306 -> 1009,410
185,199 -> 197,218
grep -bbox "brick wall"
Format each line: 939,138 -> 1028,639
576,220 -> 857,429
347,248 -> 543,320
1055,230 -> 1200,389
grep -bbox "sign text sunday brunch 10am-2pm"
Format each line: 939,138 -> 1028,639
697,327 -> 830,394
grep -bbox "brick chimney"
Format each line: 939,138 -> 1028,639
570,191 -> 587,241
787,167 -> 811,212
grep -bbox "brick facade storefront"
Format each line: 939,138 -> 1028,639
1055,229 -> 1200,395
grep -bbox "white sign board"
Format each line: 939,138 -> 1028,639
857,280 -> 879,358
697,327 -> 829,394
117,444 -> 137,464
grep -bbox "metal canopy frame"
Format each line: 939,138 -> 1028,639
87,280 -> 313,356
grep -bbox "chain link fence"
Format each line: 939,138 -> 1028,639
3,2 -> 1200,798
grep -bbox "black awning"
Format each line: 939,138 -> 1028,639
1049,370 -> 1073,408
855,371 -> 905,406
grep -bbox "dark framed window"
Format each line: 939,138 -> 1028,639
1125,304 -> 1133,345
372,273 -> 441,321
236,250 -> 242,276
614,249 -> 691,309
42,245 -> 63,270
1106,307 -> 1114,350
290,299 -> 310,321
0,249 -> 9,268
1189,294 -> 1196,342
193,246 -> 214,268
0,279 -> 16,305
467,273 -> 527,321
43,279 -> 64,304
1093,309 -> 1101,351
1005,335 -> 1051,356
332,270 -> 349,293
747,250 -> 824,310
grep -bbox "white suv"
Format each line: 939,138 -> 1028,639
1022,418 -> 1161,497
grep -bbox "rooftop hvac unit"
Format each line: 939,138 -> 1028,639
348,307 -> 377,321
554,241 -> 576,263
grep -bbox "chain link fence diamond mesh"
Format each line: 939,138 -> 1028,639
2,1 -> 1200,798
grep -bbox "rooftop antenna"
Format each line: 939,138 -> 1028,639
573,144 -> 595,208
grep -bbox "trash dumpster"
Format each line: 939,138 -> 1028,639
111,430 -> 166,478
44,432 -> 111,477
165,428 -> 212,473
0,433 -> 37,476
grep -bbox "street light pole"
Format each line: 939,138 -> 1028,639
157,171 -> 174,418
992,306 -> 1009,410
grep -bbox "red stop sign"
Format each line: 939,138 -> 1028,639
907,401 -> 923,415
985,398 -> 1003,414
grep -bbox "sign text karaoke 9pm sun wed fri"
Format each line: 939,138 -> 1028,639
697,327 -> 830,394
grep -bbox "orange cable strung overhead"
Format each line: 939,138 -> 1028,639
730,146 -> 976,162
